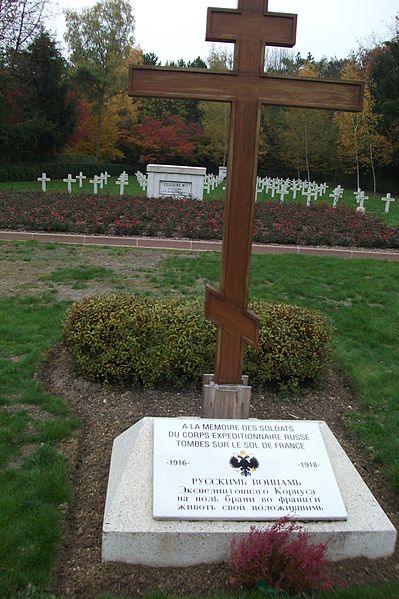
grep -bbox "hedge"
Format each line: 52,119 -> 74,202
62,294 -> 332,392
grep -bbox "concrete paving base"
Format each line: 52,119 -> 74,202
102,417 -> 396,566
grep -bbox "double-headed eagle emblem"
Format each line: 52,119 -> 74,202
230,451 -> 259,476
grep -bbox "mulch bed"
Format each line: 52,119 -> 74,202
39,345 -> 399,599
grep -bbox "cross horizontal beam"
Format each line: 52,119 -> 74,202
129,66 -> 364,112
206,8 -> 297,48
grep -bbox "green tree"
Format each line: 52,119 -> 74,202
64,0 -> 135,162
0,30 -> 77,161
142,51 -> 160,65
370,38 -> 399,170
371,39 -> 399,130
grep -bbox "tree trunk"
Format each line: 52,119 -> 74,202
223,104 -> 229,167
352,116 -> 360,190
368,135 -> 377,193
304,121 -> 310,181
95,98 -> 105,164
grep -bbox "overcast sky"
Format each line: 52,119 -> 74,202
52,0 -> 398,63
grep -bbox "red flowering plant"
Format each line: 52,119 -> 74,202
229,518 -> 332,596
0,192 -> 398,248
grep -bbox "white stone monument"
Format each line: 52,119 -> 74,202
102,417 -> 396,567
146,164 -> 206,200
218,165 -> 227,179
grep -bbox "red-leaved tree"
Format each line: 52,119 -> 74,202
130,115 -> 203,162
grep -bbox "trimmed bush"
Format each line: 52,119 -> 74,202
62,294 -> 332,391
246,300 -> 332,391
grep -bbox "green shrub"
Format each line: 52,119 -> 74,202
62,294 -> 332,391
246,300 -> 332,391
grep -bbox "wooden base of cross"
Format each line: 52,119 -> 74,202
202,373 -> 251,419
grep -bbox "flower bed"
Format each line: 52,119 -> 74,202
0,192 -> 398,248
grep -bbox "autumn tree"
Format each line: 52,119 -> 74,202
129,115 -> 203,163
196,46 -> 233,168
260,61 -> 338,180
64,0 -> 135,162
134,55 -> 206,126
336,60 -> 392,190
64,92 -> 137,162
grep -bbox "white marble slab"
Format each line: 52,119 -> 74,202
102,418 -> 397,566
153,419 -> 347,521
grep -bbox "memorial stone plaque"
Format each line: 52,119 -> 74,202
159,180 -> 192,197
153,418 -> 347,521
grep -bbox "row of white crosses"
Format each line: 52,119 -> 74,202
204,171 -> 226,194
255,176 -> 329,206
135,170 -> 147,190
37,171 -> 128,195
353,188 -> 395,214
37,170 -> 396,211
256,176 -> 397,213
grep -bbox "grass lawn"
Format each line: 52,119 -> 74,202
0,241 -> 398,597
0,294 -> 77,596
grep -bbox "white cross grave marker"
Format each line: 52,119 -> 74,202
37,172 -> 50,192
329,185 -> 344,208
255,177 -> 263,202
358,191 -> 369,210
291,180 -> 301,199
89,175 -> 101,194
102,171 -> 111,185
76,172 -> 86,188
63,174 -> 76,193
302,185 -> 316,207
116,173 -> 129,195
278,185 -> 290,203
353,188 -> 362,204
270,178 -> 280,198
381,192 -> 395,213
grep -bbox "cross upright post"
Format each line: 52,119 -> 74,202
128,0 -> 364,414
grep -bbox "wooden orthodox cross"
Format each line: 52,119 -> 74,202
128,0 -> 363,387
